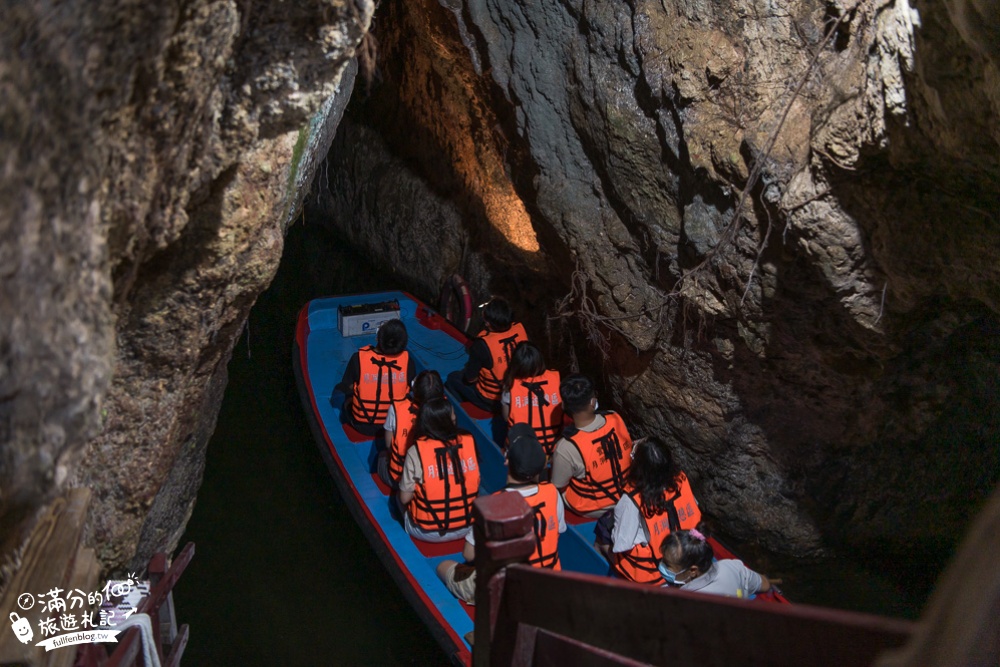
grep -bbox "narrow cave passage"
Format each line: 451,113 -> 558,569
174,222 -> 442,666
171,34 -> 963,667
173,153 -> 944,666
176,0 -> 999,662
3,0 -> 998,663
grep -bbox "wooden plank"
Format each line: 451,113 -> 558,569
494,565 -> 914,667
162,624 -> 189,667
45,547 -> 99,667
138,543 -> 194,617
103,543 -> 195,667
0,488 -> 91,667
472,494 -> 535,667
531,629 -> 656,667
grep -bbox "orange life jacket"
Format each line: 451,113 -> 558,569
409,433 -> 480,535
515,483 -> 562,570
388,398 -> 419,484
561,412 -> 633,515
351,347 -> 409,426
611,474 -> 701,584
507,369 -> 563,456
475,323 -> 528,402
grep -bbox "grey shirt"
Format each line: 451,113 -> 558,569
611,494 -> 646,552
466,484 -> 566,547
681,559 -> 764,598
550,414 -> 607,488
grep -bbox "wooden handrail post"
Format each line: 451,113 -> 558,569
876,484 -> 1000,667
471,492 -> 535,667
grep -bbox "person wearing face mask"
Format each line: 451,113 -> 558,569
658,529 -> 781,598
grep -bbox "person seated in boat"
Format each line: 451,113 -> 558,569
398,397 -> 481,542
659,529 -> 781,598
550,374 -> 634,519
501,342 -> 563,457
445,297 -> 528,413
378,370 -> 445,487
436,424 -> 566,604
609,438 -> 701,584
340,318 -> 416,436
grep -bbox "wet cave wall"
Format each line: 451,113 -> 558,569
1,0 -> 372,575
1,0 -> 997,587
309,0 -> 1000,560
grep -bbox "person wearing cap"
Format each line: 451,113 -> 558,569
435,424 -> 566,604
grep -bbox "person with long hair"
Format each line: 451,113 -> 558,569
659,529 -> 780,598
398,397 -> 480,542
378,370 -> 444,487
501,342 -> 563,456
610,438 -> 702,584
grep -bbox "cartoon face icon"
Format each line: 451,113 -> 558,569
10,612 -> 33,644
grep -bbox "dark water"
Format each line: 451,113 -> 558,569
174,221 -> 445,666
174,220 -> 937,666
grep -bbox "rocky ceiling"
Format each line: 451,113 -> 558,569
1,0 -> 997,581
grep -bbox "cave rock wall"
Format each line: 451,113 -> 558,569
315,0 -> 999,556
1,0 -> 372,573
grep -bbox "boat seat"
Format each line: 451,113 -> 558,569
341,422 -> 372,443
370,472 -> 393,496
565,508 -> 599,525
459,402 -> 492,420
410,535 -> 467,558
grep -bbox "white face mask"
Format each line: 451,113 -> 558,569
658,562 -> 690,586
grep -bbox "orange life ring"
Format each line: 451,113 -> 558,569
438,274 -> 473,333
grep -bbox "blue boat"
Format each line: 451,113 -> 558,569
293,291 -> 610,665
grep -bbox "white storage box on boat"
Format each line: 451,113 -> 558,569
337,300 -> 401,337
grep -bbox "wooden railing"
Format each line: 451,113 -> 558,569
470,493 -> 917,667
0,489 -> 98,667
0,488 -> 193,667
74,542 -> 194,667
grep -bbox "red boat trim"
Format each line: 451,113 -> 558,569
409,292 -> 469,345
295,303 -> 473,665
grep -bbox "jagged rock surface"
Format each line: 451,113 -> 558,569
312,0 -> 1000,557
1,0 -> 372,573
3,0 -> 996,581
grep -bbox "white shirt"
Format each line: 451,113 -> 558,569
466,484 -> 567,547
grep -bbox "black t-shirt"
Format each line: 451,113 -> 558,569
460,338 -> 492,383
